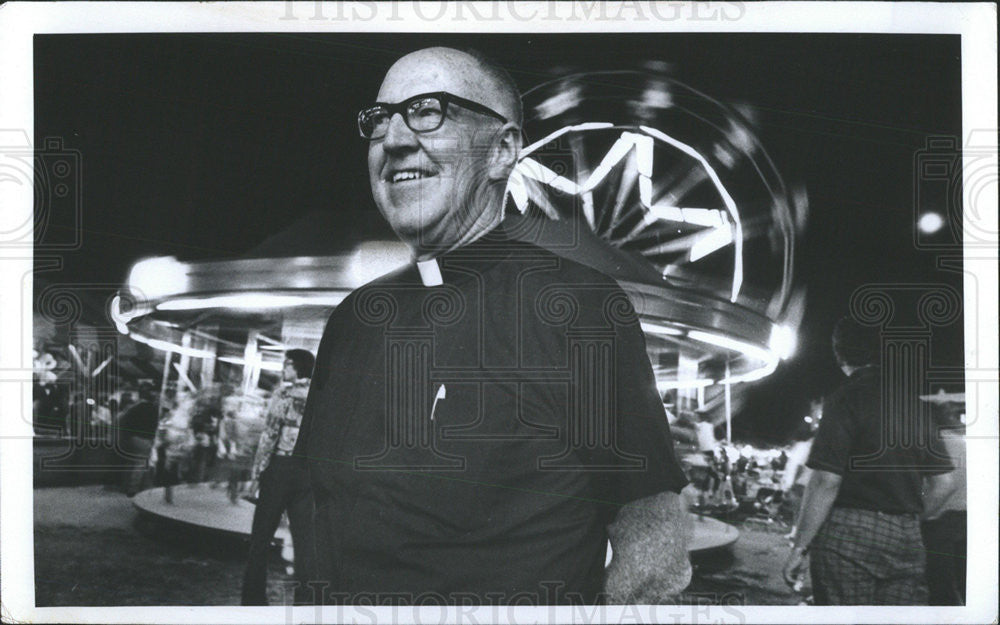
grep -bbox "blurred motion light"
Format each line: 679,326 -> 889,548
130,333 -> 215,359
218,355 -> 284,372
510,125 -> 744,301
515,70 -> 803,391
156,292 -> 345,311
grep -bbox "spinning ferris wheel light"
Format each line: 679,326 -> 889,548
504,68 -> 806,390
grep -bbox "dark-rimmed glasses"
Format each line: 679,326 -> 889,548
358,91 -> 508,140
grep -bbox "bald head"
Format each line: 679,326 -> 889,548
368,47 -> 523,260
377,47 -> 522,127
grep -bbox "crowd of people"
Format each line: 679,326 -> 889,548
681,443 -> 791,519
144,383 -> 268,504
32,348 -> 285,503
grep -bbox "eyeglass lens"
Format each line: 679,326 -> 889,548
360,96 -> 445,139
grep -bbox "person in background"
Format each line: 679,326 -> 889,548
119,390 -> 136,413
93,396 -> 113,441
189,386 -> 222,483
780,420 -> 816,536
217,392 -> 267,504
117,383 -> 160,496
782,317 -> 954,605
32,349 -> 65,434
241,349 -> 316,606
920,395 -> 967,605
151,392 -> 194,504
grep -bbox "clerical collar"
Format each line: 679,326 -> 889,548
849,364 -> 879,378
416,259 -> 443,287
413,220 -> 516,287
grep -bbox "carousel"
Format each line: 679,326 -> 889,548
119,67 -> 805,557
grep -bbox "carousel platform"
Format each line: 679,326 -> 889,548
134,484 -> 738,555
132,483 -> 291,545
688,513 -> 740,552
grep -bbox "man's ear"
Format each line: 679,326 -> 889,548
488,122 -> 522,180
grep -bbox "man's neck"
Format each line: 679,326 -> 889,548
412,199 -> 504,262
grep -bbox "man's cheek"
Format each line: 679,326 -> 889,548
453,157 -> 493,214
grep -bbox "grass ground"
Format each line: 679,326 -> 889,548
33,485 -> 294,606
32,485 -> 802,606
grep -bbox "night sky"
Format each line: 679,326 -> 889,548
33,32 -> 965,442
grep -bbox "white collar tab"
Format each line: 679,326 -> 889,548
416,259 -> 443,287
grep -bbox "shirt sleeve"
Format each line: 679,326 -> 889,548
603,296 -> 689,505
292,303 -> 342,460
806,390 -> 854,475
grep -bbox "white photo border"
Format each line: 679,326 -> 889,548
1,2 -> 996,624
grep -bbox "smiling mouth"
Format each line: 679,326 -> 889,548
387,169 -> 437,183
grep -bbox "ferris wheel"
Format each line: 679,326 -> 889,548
504,68 -> 806,391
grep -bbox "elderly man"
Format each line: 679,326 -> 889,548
295,47 -> 690,605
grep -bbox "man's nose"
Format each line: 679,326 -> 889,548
382,112 -> 418,150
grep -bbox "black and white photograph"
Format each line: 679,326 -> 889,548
1,3 -> 996,624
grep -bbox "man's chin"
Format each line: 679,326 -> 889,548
381,212 -> 450,253
392,227 -> 456,260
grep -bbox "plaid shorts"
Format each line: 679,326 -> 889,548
810,507 -> 928,605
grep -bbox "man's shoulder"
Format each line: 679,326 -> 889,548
347,263 -> 420,298
841,367 -> 880,397
326,264 -> 420,322
824,367 -> 880,419
506,239 -> 624,287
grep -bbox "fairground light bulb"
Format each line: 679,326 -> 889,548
769,324 -> 797,360
918,212 -> 945,234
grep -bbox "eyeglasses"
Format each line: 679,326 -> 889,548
358,91 -> 509,140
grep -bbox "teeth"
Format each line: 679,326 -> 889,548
391,170 -> 428,183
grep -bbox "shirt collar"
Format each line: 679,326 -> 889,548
849,364 -> 879,378
414,219 -> 521,287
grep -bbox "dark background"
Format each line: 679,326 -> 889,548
33,32 -> 965,442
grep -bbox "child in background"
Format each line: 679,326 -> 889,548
217,393 -> 267,504
151,394 -> 194,504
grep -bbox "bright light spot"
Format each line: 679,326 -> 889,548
769,324 -> 797,360
804,416 -> 813,423
536,87 -> 582,120
918,212 -> 945,234
641,85 -> 672,109
689,225 -> 733,262
127,256 -> 188,300
110,295 -> 134,335
640,321 -> 684,336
